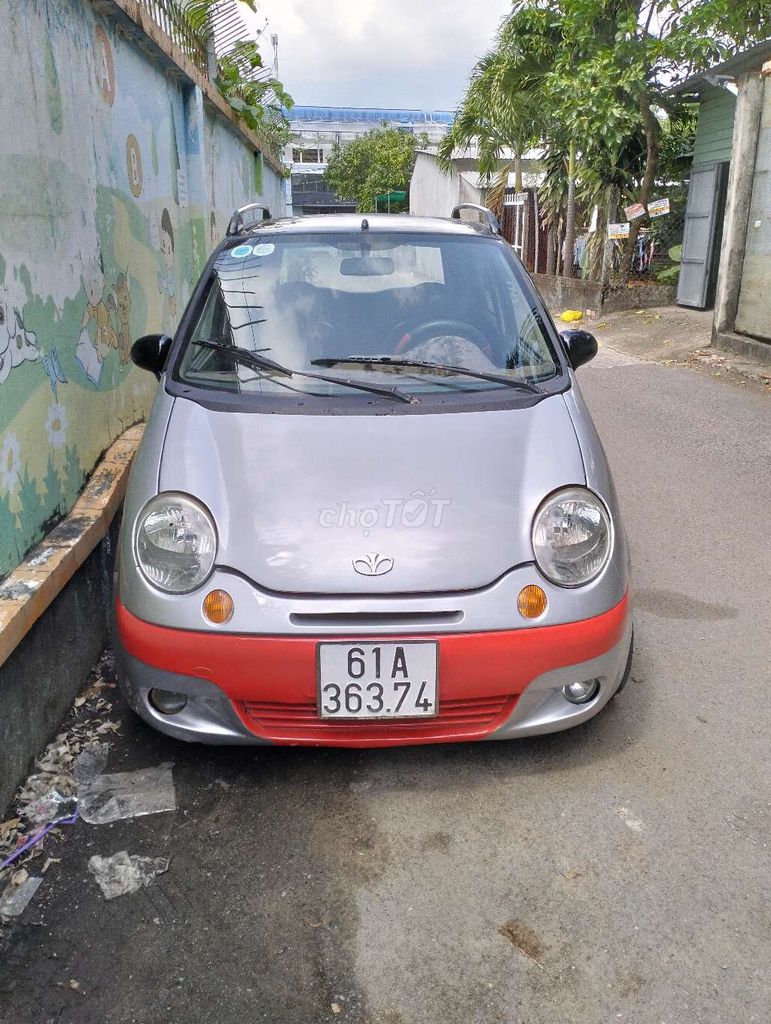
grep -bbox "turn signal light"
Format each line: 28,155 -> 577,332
517,584 -> 548,619
203,589 -> 234,624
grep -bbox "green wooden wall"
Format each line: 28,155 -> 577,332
692,87 -> 737,166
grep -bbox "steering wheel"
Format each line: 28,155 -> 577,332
395,318 -> 489,356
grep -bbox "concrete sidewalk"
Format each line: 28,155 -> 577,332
556,305 -> 771,392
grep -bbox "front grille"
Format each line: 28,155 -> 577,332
236,695 -> 515,745
288,610 -> 464,628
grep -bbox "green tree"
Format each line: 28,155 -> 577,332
179,1 -> 293,155
214,40 -> 293,151
441,4 -> 590,277
438,44 -> 545,206
324,127 -> 426,213
449,0 -> 765,280
535,0 -> 765,279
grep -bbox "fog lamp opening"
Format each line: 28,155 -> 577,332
149,688 -> 188,715
563,679 -> 600,705
203,589 -> 234,624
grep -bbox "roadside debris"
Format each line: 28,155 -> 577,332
78,765 -> 176,825
88,851 -> 169,900
0,811 -> 79,874
688,348 -> 771,390
1,652 -> 118,870
615,806 -> 645,833
559,309 -> 583,322
498,920 -> 545,969
0,652 -> 174,922
18,785 -> 77,828
0,874 -> 43,918
560,866 -> 583,880
72,742 -> 109,784
55,978 -> 85,996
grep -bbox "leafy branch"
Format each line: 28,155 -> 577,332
178,1 -> 293,155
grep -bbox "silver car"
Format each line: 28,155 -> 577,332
115,204 -> 633,748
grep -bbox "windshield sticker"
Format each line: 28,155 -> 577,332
230,244 -> 253,259
250,243 -> 275,257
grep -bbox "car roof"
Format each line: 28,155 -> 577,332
231,213 -> 498,240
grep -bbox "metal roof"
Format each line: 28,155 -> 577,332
673,39 -> 771,95
287,106 -> 455,125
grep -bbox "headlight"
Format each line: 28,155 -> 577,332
532,487 -> 611,587
135,493 -> 217,593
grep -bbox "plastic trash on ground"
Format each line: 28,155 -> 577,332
77,765 -> 176,825
0,875 -> 43,917
19,786 -> 78,827
72,742 -> 109,785
559,309 -> 583,322
88,851 -> 169,900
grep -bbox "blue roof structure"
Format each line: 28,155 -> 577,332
288,106 -> 455,124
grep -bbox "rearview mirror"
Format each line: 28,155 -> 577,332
340,256 -> 394,276
130,334 -> 172,379
560,329 -> 598,370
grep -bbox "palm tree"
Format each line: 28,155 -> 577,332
440,4 -> 587,278
438,46 -> 541,213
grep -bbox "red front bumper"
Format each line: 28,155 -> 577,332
116,593 -> 630,746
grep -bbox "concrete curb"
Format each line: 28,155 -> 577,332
0,424 -> 143,813
0,425 -> 144,670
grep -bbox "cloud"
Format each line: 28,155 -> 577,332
253,0 -> 512,109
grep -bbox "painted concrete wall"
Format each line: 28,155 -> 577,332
410,152 -> 464,217
712,67 -> 769,357
735,74 -> 771,342
409,152 -> 495,218
0,0 -> 284,578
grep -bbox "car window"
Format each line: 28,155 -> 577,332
176,232 -> 560,400
280,238 -> 444,292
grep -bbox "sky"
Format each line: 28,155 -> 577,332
245,0 -> 514,111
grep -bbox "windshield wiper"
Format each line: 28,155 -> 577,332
311,355 -> 541,393
192,340 -> 418,404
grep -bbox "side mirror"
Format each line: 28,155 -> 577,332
560,329 -> 598,371
130,334 -> 172,379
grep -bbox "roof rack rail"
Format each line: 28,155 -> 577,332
227,204 -> 272,236
451,203 -> 501,236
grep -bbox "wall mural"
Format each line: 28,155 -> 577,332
0,295 -> 40,385
0,0 -> 283,578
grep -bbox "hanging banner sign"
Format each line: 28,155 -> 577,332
624,202 -> 646,221
608,222 -> 630,239
648,197 -> 671,218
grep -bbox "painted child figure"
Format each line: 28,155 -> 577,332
157,208 -> 177,326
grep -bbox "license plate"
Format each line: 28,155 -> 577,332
318,642 -> 438,720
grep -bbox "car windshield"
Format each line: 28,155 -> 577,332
176,230 -> 561,399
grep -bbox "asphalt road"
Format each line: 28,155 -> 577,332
2,346 -> 770,1024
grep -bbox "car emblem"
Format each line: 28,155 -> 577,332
352,553 -> 394,577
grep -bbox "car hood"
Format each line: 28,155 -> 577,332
159,395 -> 585,595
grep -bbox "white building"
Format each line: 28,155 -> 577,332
283,106 -> 454,214
409,149 -> 543,219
